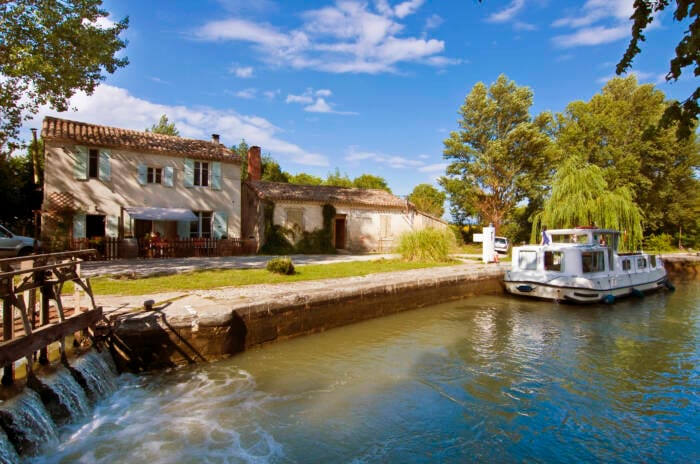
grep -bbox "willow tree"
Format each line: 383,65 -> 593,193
532,157 -> 644,250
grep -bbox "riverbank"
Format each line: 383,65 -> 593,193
91,253 -> 698,372
99,261 -> 507,371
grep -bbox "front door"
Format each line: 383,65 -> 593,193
334,216 -> 346,249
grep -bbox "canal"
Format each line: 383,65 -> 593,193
33,277 -> 698,463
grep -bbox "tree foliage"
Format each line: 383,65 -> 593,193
352,173 -> 391,192
616,0 -> 699,139
0,0 -> 129,155
289,172 -> 323,185
408,184 -> 446,217
555,76 -> 699,237
261,154 -> 290,183
441,74 -> 553,232
324,168 -> 353,188
532,157 -> 644,250
146,114 -> 179,136
232,139 -> 249,180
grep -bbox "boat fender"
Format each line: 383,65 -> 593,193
664,280 -> 676,291
493,252 -> 500,264
603,294 -> 616,304
630,288 -> 644,298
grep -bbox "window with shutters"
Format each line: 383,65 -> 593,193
88,149 -> 99,179
190,211 -> 212,238
147,167 -> 162,184
286,208 -> 304,231
194,161 -> 209,187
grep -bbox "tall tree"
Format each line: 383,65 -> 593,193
261,154 -> 290,183
441,74 -> 553,231
233,139 -> 249,180
0,0 -> 129,155
324,168 -> 353,188
616,0 -> 699,139
532,157 -> 644,250
289,172 -> 324,185
555,76 -> 699,237
408,184 -> 446,217
146,115 -> 179,136
352,174 -> 391,192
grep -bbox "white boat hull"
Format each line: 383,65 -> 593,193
504,271 -> 670,303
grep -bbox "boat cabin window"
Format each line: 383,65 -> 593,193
582,251 -> 605,273
622,259 -> 631,271
518,250 -> 538,270
637,257 -> 647,269
650,255 -> 657,268
544,251 -> 564,271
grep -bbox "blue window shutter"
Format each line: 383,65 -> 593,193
211,162 -> 222,190
106,215 -> 119,237
177,220 -> 191,239
137,164 -> 147,185
213,211 -> 227,238
73,213 -> 86,239
74,146 -> 88,180
163,166 -> 174,187
184,159 -> 194,188
99,149 -> 111,181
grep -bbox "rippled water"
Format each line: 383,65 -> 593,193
32,277 -> 699,463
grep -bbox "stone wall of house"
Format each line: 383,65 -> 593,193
43,142 -> 242,240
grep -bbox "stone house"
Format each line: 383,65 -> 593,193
41,116 -> 242,244
242,149 -> 446,253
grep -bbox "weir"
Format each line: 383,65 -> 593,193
0,251 -> 118,461
0,250 -> 103,385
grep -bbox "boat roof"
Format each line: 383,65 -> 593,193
548,228 -> 620,235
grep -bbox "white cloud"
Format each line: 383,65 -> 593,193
551,0 -> 638,48
487,0 -> 525,23
553,25 -> 628,48
425,14 -> 443,30
419,163 -> 448,173
194,1 -> 455,74
286,88 -> 357,115
345,146 -> 424,169
28,84 -> 329,167
394,0 -> 425,19
234,88 -> 257,99
231,65 -> 254,78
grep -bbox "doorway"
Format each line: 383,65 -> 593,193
334,215 -> 346,249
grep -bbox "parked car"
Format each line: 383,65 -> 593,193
0,224 -> 39,257
494,236 -> 510,254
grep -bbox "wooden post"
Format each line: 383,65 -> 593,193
2,298 -> 13,385
39,279 -> 50,365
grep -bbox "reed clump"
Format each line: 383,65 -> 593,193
396,228 -> 455,263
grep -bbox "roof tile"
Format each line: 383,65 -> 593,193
41,116 -> 241,163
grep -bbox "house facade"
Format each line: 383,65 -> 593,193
242,149 -> 446,253
41,117 -> 243,245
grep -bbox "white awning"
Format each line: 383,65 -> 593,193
124,207 -> 197,222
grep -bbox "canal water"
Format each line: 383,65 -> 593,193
32,278 -> 698,463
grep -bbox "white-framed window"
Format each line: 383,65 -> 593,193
582,251 -> 605,273
190,211 -> 212,238
147,167 -> 162,184
194,161 -> 209,187
518,250 -> 538,270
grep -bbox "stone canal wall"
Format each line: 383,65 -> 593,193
101,263 -> 507,371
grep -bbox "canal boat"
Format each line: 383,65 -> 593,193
504,227 -> 672,303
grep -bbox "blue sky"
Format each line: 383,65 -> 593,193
27,0 -> 696,198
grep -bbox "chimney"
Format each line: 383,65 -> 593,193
211,134 -> 220,144
247,146 -> 262,181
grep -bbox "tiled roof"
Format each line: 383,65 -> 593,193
41,116 -> 241,163
246,180 -> 411,209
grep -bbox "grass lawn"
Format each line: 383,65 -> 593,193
82,258 -> 458,296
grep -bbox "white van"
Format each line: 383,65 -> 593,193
494,236 -> 510,254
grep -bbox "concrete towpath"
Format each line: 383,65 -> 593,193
80,253 -> 399,279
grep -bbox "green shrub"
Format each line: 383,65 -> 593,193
266,256 -> 295,275
644,233 -> 674,252
396,228 -> 455,262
